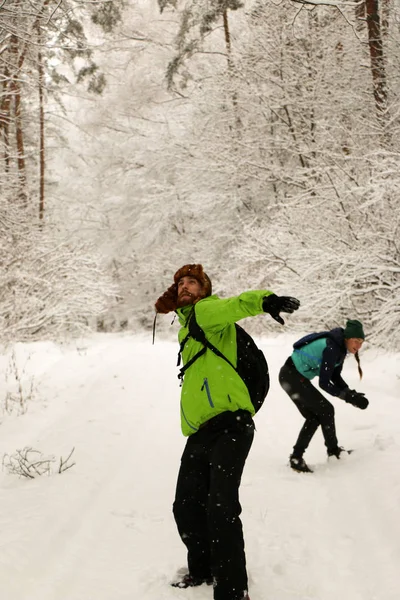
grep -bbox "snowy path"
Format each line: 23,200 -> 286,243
0,334 -> 399,600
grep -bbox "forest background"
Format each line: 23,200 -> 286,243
1,0 -> 399,348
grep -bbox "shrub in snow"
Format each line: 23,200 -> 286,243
2,447 -> 76,479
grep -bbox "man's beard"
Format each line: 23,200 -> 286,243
176,292 -> 195,308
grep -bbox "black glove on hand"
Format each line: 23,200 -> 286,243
351,392 -> 369,410
340,388 -> 369,410
262,294 -> 300,325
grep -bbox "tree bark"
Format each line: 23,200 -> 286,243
10,34 -> 27,205
365,0 -> 387,122
0,68 -> 12,171
37,29 -> 45,221
222,8 -> 242,130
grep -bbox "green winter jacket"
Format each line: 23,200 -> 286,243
176,290 -> 273,436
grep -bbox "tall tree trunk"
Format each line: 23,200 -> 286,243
37,31 -> 45,221
365,0 -> 388,123
222,8 -> 242,131
1,68 -> 12,171
3,123 -> 10,172
10,34 -> 27,205
13,79 -> 27,205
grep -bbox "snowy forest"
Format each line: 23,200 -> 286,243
1,0 -> 399,348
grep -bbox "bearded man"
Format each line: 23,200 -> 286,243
155,264 -> 300,600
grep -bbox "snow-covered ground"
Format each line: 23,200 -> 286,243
0,332 -> 399,600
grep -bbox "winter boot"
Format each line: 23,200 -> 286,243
289,455 -> 313,473
234,592 -> 250,600
327,446 -> 352,459
171,573 -> 213,588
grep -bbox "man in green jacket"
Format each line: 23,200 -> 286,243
155,264 -> 300,600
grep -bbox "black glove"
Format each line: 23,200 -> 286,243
262,294 -> 300,325
340,388 -> 369,410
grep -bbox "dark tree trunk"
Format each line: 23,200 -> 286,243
365,0 -> 387,121
1,67 -> 12,171
222,8 -> 242,130
38,31 -> 45,221
10,34 -> 27,205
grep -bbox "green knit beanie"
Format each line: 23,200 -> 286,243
344,319 -> 365,340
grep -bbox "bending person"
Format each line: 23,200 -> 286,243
279,319 -> 369,473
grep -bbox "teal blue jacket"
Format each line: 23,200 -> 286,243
291,331 -> 348,397
176,290 -> 272,436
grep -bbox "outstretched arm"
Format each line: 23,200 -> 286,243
196,290 -> 300,331
196,290 -> 273,330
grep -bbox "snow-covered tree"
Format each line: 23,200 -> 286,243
35,0 -> 400,348
0,0 -> 123,341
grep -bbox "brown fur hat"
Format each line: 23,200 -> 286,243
155,264 -> 212,314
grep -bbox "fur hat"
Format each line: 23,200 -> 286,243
155,264 -> 212,314
344,319 -> 365,340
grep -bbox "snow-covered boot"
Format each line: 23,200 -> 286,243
327,446 -> 352,459
171,573 -> 213,588
289,455 -> 313,473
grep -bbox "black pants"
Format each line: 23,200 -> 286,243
279,358 -> 338,456
173,410 -> 254,600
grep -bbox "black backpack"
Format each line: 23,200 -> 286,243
177,311 -> 269,413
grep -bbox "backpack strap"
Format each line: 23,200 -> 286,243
177,345 -> 207,382
177,307 -> 195,367
190,315 -> 235,367
293,330 -> 330,349
177,309 -> 236,382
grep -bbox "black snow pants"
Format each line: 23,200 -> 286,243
173,409 -> 254,600
279,357 -> 339,456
